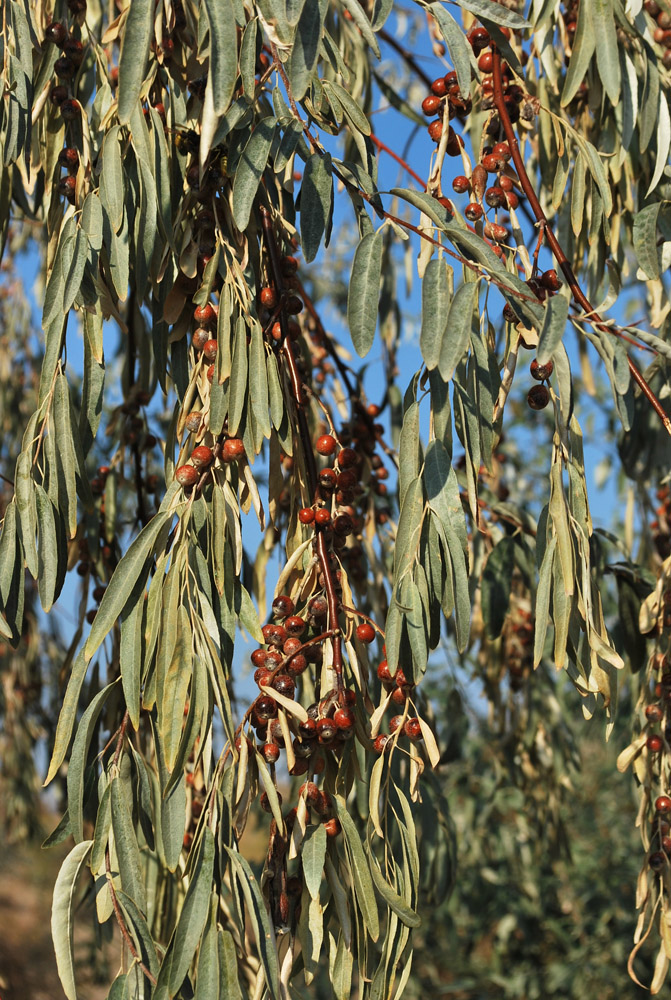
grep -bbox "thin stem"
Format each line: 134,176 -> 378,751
105,847 -> 157,985
491,47 -> 671,437
370,133 -> 426,189
260,207 -> 345,694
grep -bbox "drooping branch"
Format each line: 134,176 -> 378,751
491,47 -> 671,437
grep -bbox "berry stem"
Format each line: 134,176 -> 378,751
491,46 -> 671,437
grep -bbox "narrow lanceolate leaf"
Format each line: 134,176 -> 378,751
51,840 -> 93,1000
537,292 -> 570,367
429,4 -> 471,97
333,795 -> 380,941
633,203 -> 661,280
100,127 -> 124,233
289,0 -> 326,101
203,0 -> 238,114
67,681 -> 118,843
111,775 -> 147,913
438,280 -> 478,381
561,0 -> 595,106
85,510 -> 171,661
232,118 -> 276,231
593,0 -> 620,106
300,151 -> 334,263
348,230 -> 383,358
302,824 -> 328,900
225,848 -> 280,1000
44,649 -> 89,785
454,0 -> 529,28
157,829 -> 215,995
117,0 -> 154,125
647,93 -> 671,197
420,257 -> 452,370
368,856 -> 421,928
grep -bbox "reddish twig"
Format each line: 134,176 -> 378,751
260,207 -> 345,693
491,47 -> 671,436
105,847 -> 157,985
370,133 -> 426,188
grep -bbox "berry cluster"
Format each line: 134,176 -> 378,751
46,13 -> 85,155
647,2 -> 671,70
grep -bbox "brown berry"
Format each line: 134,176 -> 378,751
185,411 -> 202,433
221,438 -> 245,462
45,21 -> 67,46
324,818 -> 341,837
259,286 -> 278,308
55,56 -> 75,79
452,175 -> 470,194
478,52 -> 493,73
422,95 -> 442,116
540,268 -> 561,291
404,718 -> 423,741
648,735 -> 664,752
262,742 -> 281,763
485,186 -> 506,209
656,795 -> 671,813
530,359 -> 554,381
176,465 -> 198,487
194,302 -> 216,325
272,595 -> 295,619
191,445 -> 214,467
316,434 -> 337,456
255,695 -> 278,720
465,203 -> 483,222
50,85 -> 69,106
60,98 -> 81,121
430,77 -> 448,97
647,704 -> 664,723
527,385 -> 550,410
428,120 -> 443,142
58,147 -> 79,172
202,339 -> 218,361
356,622 -> 375,643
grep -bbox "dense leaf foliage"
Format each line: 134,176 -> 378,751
3,0 -> 671,995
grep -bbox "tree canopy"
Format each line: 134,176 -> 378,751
2,0 -> 671,996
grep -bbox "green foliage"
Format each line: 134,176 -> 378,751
2,0 -> 671,995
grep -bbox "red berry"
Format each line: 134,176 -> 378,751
221,438 -> 245,462
428,120 -> 443,143
255,695 -> 278,720
333,707 -> 355,730
465,203 -> 483,222
650,851 -> 667,870
60,98 -> 81,121
185,411 -> 202,433
308,595 -> 328,619
191,445 -> 214,467
356,622 -> 375,643
282,637 -> 302,656
46,21 -> 67,45
485,186 -> 506,209
656,795 -> 671,813
58,147 -> 79,172
286,653 -> 308,676
422,95 -> 442,116
374,733 -> 389,753
50,85 -> 68,106
452,175 -> 470,194
377,660 -> 392,683
316,434 -> 337,456
540,268 -> 561,291
299,507 -> 315,524
55,56 -> 75,79
285,615 -> 306,636
389,715 -> 403,734
206,364 -> 215,383
272,594 -> 295,619
318,468 -> 337,490
404,718 -> 423,741
648,735 -> 664,752
317,719 -> 337,744
259,286 -> 277,309
254,667 -> 273,687
530,359 -> 554,381
262,623 -> 287,647
314,508 -> 331,526
285,295 -> 303,314
430,77 -> 448,97
251,649 -> 267,668
194,303 -> 216,325
468,26 -> 490,52
527,385 -> 550,410
337,447 -> 358,469
324,818 -> 341,837
202,339 -> 218,361
281,255 -> 299,275
176,465 -> 198,487
262,742 -> 281,763
273,674 -> 295,698
492,141 -> 511,163
478,52 -> 493,73
647,704 -> 664,722
483,222 -> 508,243
192,327 -> 210,350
